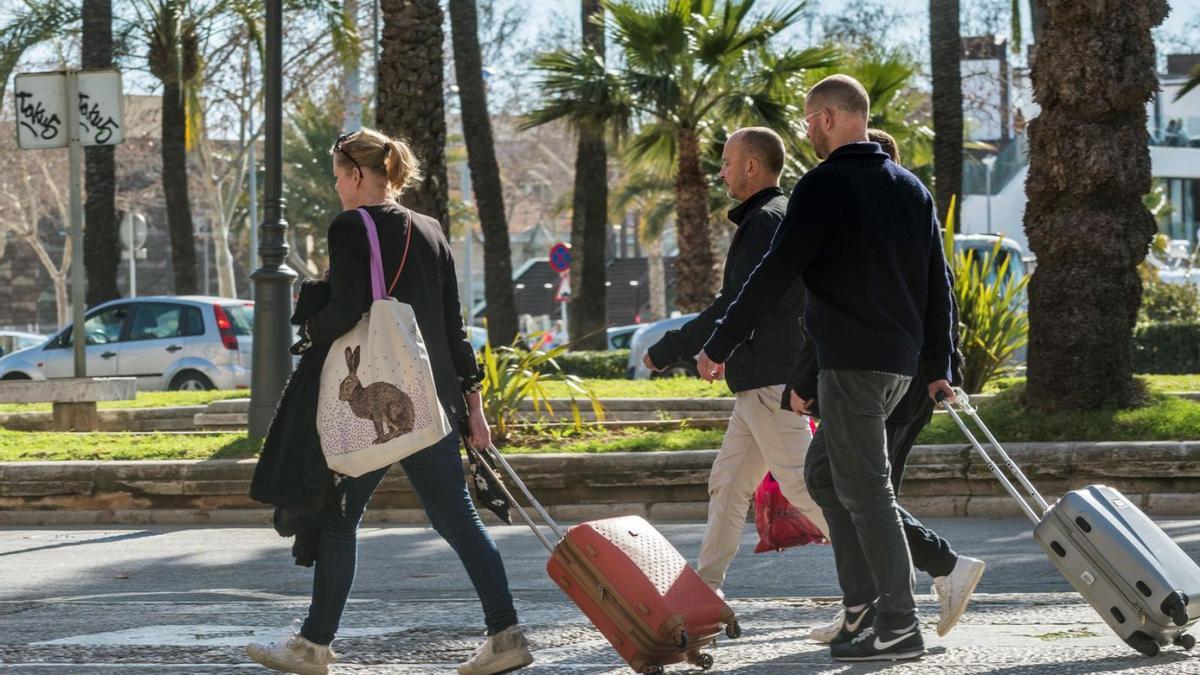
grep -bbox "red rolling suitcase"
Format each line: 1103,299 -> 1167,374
474,445 -> 741,674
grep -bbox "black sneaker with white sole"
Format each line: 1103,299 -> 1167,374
829,603 -> 877,646
830,620 -> 925,662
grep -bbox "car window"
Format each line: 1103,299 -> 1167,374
183,306 -> 205,336
57,306 -> 129,347
223,304 -> 254,336
610,331 -> 633,349
128,303 -> 190,341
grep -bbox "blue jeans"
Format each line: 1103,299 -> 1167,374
300,432 -> 518,645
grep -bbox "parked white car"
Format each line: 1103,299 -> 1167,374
0,331 -> 48,358
0,296 -> 255,391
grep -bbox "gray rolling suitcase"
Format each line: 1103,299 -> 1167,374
938,390 -> 1199,656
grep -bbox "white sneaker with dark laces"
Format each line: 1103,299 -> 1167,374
932,555 -> 987,637
245,623 -> 337,675
458,624 -> 534,675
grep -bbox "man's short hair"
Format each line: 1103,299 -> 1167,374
867,128 -> 900,164
807,74 -> 870,119
730,127 -> 786,175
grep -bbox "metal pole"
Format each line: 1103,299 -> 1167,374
985,164 -> 993,235
202,224 -> 211,295
460,162 -> 474,319
248,114 -> 258,299
249,0 -> 298,438
127,214 -> 137,298
66,69 -> 86,378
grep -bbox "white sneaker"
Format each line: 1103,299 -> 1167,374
458,624 -> 534,675
808,607 -> 845,643
245,623 -> 337,675
931,555 -> 986,637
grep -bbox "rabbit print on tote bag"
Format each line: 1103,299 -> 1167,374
316,208 -> 453,477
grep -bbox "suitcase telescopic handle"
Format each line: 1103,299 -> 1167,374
468,443 -> 566,554
936,388 -> 1050,525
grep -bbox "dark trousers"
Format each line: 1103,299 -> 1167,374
805,369 -> 916,629
889,396 -> 958,579
300,432 -> 517,645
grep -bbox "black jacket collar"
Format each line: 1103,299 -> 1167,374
728,186 -> 785,225
823,141 -> 890,163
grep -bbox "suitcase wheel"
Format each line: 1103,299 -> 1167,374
1128,631 -> 1161,657
673,628 -> 690,650
689,652 -> 714,670
641,665 -> 664,675
1174,634 -> 1196,651
1161,591 -> 1190,627
725,621 -> 742,639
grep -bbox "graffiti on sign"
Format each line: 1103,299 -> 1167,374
78,92 -> 120,144
15,90 -> 62,141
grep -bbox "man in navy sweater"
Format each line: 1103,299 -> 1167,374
698,75 -> 956,662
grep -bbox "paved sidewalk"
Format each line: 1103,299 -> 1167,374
2,520 -> 1199,673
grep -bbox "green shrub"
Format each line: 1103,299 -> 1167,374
479,336 -> 606,441
554,350 -> 630,379
1133,322 -> 1200,374
954,240 -> 1030,393
1140,280 -> 1200,324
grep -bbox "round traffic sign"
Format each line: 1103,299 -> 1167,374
549,242 -> 572,273
120,211 -> 148,250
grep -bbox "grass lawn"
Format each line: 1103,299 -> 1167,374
0,430 -> 262,462
0,375 -> 1195,416
0,390 -> 248,414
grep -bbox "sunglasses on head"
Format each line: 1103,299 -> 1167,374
335,132 -> 361,174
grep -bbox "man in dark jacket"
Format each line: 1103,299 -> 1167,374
788,124 -> 986,647
699,76 -> 956,662
644,127 -> 826,594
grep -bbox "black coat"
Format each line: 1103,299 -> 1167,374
646,187 -> 807,393
249,279 -> 337,565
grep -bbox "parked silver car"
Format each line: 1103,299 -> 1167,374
626,313 -> 700,379
0,331 -> 48,358
0,296 -> 254,391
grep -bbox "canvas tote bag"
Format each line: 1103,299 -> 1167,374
316,208 -> 453,477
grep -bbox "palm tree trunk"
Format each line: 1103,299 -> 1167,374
644,229 -> 666,322
449,0 -> 518,346
161,78 -> 198,295
673,128 -> 715,312
379,0 -> 451,235
930,0 -> 963,228
1024,0 -> 1167,410
82,0 -> 119,306
569,0 -> 608,350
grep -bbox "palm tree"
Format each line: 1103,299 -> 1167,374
521,0 -> 615,349
0,1 -> 79,103
449,0 -> 519,346
144,0 -> 202,295
1023,1 -> 1168,410
929,0 -> 963,231
1177,65 -> 1200,102
529,0 -> 836,312
82,0 -> 120,306
378,0 -> 451,234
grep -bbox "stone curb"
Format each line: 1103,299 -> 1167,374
2,441 -> 1199,524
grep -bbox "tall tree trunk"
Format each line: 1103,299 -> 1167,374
342,0 -> 363,133
930,0 -> 963,228
161,79 -> 198,295
82,0 -> 119,306
644,227 -> 666,323
379,0 -> 451,235
673,128 -> 715,312
1024,0 -> 1166,410
449,0 -> 518,346
567,0 -> 609,350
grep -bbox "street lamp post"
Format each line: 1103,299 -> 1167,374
982,155 -> 998,235
248,0 -> 297,438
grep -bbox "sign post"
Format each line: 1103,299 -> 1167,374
15,69 -> 124,377
548,242 -> 572,344
120,211 -> 148,297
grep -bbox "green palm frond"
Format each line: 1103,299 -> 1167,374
0,0 -> 81,101
624,121 -> 677,173
521,46 -> 633,139
1176,64 -> 1200,102
606,0 -> 689,74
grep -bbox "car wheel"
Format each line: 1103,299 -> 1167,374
1,372 -> 31,381
170,372 -> 214,391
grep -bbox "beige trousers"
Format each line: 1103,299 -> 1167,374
695,384 -> 828,591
